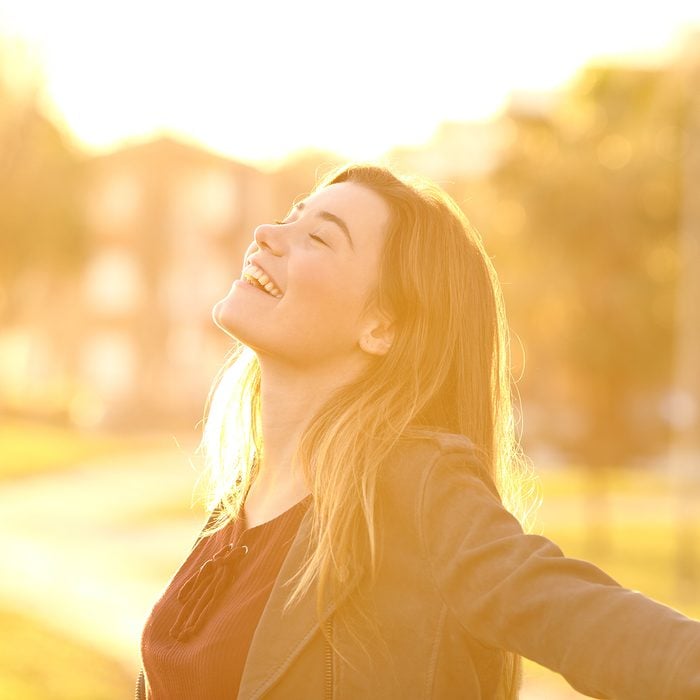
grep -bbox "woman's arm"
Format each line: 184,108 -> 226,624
420,449 -> 700,700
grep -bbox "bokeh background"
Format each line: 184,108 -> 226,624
1,1 -> 699,698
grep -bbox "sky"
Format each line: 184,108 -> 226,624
1,0 -> 699,168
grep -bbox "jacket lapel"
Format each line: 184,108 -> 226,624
237,507 -> 364,699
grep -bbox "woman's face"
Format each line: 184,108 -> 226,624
213,181 -> 392,369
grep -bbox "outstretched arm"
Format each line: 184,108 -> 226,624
420,449 -> 700,700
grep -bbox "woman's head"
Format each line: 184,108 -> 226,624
213,179 -> 395,373
211,163 -> 513,486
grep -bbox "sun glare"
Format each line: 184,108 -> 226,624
1,0 -> 698,164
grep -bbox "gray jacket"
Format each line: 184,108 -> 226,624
138,433 -> 700,699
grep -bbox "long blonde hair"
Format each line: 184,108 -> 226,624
198,164 -> 533,697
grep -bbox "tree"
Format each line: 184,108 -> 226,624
0,38 -> 86,317
490,62 -> 687,468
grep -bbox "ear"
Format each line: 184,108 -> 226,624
358,312 -> 395,357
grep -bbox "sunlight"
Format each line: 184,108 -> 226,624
1,0 -> 697,165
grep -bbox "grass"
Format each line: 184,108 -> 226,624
0,609 -> 134,700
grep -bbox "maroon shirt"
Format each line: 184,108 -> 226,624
140,496 -> 311,699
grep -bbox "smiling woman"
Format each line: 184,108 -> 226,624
213,181 -> 391,371
136,164 -> 700,700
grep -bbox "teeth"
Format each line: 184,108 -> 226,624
242,263 -> 283,298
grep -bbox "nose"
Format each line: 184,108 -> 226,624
253,222 -> 285,256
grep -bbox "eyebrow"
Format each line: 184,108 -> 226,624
295,202 -> 355,251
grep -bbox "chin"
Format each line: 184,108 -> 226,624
211,300 -> 263,352
212,297 -> 242,338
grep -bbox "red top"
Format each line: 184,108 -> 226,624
140,496 -> 311,699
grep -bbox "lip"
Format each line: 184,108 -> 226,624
243,256 -> 283,295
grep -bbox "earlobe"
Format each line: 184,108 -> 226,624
359,319 -> 395,357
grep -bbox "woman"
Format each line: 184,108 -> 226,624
138,164 -> 700,699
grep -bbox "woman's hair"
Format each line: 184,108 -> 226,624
197,163 -> 534,698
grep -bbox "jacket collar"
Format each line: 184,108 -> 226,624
237,506 -> 364,699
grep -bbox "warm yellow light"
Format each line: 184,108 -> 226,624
1,0 -> 698,165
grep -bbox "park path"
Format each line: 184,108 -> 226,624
0,439 -> 584,698
0,439 -> 205,675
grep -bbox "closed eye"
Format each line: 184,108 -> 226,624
309,233 -> 327,246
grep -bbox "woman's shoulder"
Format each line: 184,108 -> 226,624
385,428 -> 484,474
379,429 -> 496,505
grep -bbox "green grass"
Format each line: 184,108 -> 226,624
0,609 -> 134,700
0,420 -> 164,479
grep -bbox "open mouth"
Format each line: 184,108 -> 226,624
241,263 -> 283,298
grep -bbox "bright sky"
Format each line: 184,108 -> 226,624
1,0 -> 698,167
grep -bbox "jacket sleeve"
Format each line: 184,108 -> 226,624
419,448 -> 700,700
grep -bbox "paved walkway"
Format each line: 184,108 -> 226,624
0,443 -> 204,675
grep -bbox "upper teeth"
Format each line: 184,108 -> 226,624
242,263 -> 283,298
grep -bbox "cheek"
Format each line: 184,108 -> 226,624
298,266 -> 366,313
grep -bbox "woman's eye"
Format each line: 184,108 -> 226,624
309,233 -> 327,246
274,219 -> 286,225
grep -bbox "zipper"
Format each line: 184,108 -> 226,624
135,669 -> 144,700
324,616 -> 334,700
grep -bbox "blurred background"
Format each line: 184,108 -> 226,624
1,1 -> 699,697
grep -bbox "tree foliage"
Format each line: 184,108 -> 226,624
490,64 -> 688,467
0,42 -> 87,290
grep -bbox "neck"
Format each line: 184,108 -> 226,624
253,353 -> 367,490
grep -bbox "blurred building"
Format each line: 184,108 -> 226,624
74,137 -> 276,428
0,136 -> 359,430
